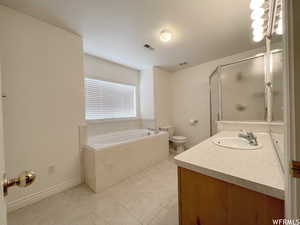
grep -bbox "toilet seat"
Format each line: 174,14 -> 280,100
171,136 -> 187,143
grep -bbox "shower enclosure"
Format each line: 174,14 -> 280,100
210,50 -> 283,135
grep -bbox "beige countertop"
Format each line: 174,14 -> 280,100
174,131 -> 285,200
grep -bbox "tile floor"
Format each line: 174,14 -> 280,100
8,157 -> 179,225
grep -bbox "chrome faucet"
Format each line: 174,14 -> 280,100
147,128 -> 159,134
238,130 -> 258,146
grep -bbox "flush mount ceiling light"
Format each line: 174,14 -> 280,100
160,30 -> 173,42
249,0 -> 283,43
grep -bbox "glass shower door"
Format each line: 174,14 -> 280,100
220,56 -> 266,121
210,68 -> 221,135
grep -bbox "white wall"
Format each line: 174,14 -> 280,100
139,67 -> 172,129
140,68 -> 155,120
170,48 -> 265,147
84,54 -> 139,85
84,54 -> 141,136
0,5 -> 85,210
154,67 -> 172,128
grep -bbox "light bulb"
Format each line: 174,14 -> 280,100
252,28 -> 264,37
251,8 -> 265,20
250,0 -> 265,10
253,33 -> 264,42
276,19 -> 283,35
251,19 -> 264,29
160,30 -> 173,42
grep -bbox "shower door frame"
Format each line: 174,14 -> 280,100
209,53 -> 268,136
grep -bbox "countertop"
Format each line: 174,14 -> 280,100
174,131 -> 285,200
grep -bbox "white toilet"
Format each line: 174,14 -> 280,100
159,126 -> 188,153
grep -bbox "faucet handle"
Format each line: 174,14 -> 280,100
239,129 -> 248,136
239,129 -> 246,134
247,131 -> 256,138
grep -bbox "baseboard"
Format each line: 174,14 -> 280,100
7,177 -> 82,212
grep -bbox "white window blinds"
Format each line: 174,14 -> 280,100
85,78 -> 137,120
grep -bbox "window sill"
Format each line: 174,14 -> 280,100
86,117 -> 140,124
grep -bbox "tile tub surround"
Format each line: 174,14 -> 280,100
175,131 -> 284,199
8,158 -> 178,225
84,130 -> 169,192
86,119 -> 142,137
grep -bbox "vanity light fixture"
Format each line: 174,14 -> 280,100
250,8 -> 265,20
276,8 -> 283,35
250,0 -> 267,42
250,0 -> 265,10
249,0 -> 283,43
253,33 -> 265,42
251,18 -> 264,29
160,30 -> 173,42
276,20 -> 283,35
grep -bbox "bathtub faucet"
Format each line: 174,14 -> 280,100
147,128 -> 159,134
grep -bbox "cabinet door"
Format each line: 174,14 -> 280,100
178,167 -> 228,225
178,167 -> 284,225
227,183 -> 284,225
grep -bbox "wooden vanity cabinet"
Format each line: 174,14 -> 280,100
178,167 -> 284,225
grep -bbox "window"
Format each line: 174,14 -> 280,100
85,78 -> 137,120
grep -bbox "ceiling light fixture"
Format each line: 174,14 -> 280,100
160,30 -> 173,42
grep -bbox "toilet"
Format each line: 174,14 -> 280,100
159,126 -> 188,153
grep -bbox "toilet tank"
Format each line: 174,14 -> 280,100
159,126 -> 175,139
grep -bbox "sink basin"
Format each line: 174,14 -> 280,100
212,137 -> 262,150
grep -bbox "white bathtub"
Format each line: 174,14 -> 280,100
83,129 -> 169,192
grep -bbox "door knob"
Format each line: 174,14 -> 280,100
3,170 -> 36,196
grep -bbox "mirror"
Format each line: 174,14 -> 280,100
270,37 -> 284,122
269,30 -> 284,169
209,0 -> 284,131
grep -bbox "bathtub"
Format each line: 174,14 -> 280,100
83,129 -> 169,192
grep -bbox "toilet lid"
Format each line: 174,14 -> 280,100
172,136 -> 187,141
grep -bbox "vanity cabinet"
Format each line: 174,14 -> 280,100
178,167 -> 284,225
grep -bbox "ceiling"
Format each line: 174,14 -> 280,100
0,0 -> 263,72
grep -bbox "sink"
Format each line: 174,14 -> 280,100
212,137 -> 262,150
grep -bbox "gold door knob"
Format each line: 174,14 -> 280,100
3,170 -> 36,196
